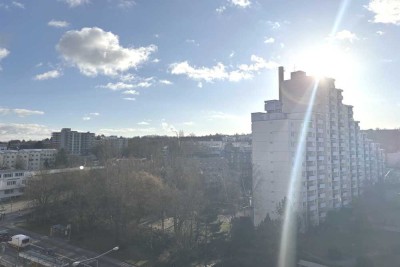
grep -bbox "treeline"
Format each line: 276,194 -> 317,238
25,148 -> 250,266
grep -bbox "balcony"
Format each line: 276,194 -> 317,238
319,193 -> 326,198
309,204 -> 317,211
319,183 -> 326,189
308,185 -> 317,191
308,175 -> 317,181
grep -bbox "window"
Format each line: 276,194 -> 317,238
3,173 -> 12,178
7,181 -> 16,186
4,189 -> 14,194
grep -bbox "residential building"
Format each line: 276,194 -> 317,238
0,143 -> 7,151
51,128 -> 95,155
93,136 -> 129,156
0,150 -> 18,169
0,170 -> 31,200
0,149 -> 57,171
252,67 -> 385,226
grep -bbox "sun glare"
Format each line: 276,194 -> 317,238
295,44 -> 356,81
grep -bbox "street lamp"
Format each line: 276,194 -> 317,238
72,246 -> 119,266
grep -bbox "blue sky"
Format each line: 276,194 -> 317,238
0,0 -> 399,141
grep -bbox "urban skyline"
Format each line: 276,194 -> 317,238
1,0 -> 400,141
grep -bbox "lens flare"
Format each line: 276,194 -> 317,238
278,79 -> 319,267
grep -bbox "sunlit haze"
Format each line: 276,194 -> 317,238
294,44 -> 357,83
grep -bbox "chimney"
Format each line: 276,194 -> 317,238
278,66 -> 284,101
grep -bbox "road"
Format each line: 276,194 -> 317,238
0,210 -> 135,267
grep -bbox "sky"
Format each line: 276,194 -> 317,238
0,0 -> 399,141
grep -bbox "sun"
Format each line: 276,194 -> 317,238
294,44 -> 357,81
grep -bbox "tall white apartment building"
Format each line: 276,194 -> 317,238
52,128 -> 95,155
0,149 -> 57,171
252,67 -> 385,226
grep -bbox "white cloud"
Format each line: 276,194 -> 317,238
98,127 -> 156,137
135,81 -> 152,88
98,82 -> 134,90
217,0 -> 250,13
229,51 -> 235,58
216,5 -> 226,13
366,0 -> 400,25
152,58 -> 160,63
231,0 -> 251,8
34,70 -> 62,81
228,70 -> 253,82
159,79 -> 172,85
122,90 -> 139,95
0,123 -> 52,141
14,109 -> 44,117
63,0 -> 89,7
0,48 -> 10,61
0,108 -> 44,117
267,21 -> 281,30
82,112 -> 99,121
118,0 -> 135,8
137,121 -> 149,125
123,97 -> 136,101
170,55 -> 277,84
161,122 -> 177,134
57,27 -> 157,77
332,30 -> 359,42
119,73 -> 135,82
0,48 -> 9,70
238,55 -> 278,72
99,77 -> 154,91
377,30 -> 385,35
170,61 -> 228,82
12,1 -> 24,8
264,37 -> 275,44
183,121 -> 194,126
48,20 -> 70,28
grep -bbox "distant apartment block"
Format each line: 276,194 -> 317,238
52,128 -> 95,155
0,143 -> 7,151
0,170 -> 30,200
94,136 -> 129,155
252,67 -> 385,226
0,149 -> 57,171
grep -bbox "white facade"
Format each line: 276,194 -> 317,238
0,149 -> 57,171
0,170 -> 31,199
252,68 -> 385,226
